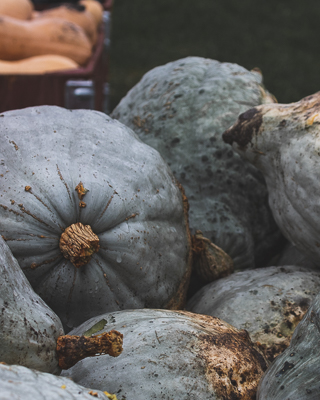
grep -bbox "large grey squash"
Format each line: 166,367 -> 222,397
0,363 -> 115,399
0,106 -> 192,331
62,309 -> 268,400
257,291 -> 320,399
186,265 -> 320,362
0,235 -> 63,374
112,56 -> 284,269
223,91 -> 320,265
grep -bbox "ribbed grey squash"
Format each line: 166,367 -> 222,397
112,56 -> 284,269
257,291 -> 320,399
186,265 -> 320,362
0,106 -> 192,331
0,235 -> 63,374
62,309 -> 268,400
223,91 -> 320,266
0,363 -> 115,400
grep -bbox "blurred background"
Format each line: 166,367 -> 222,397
1,0 -> 320,113
109,0 -> 320,110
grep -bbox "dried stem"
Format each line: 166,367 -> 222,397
56,330 -> 123,370
59,222 -> 100,267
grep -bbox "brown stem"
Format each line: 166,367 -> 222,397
192,230 -> 234,283
59,222 -> 100,267
56,330 -> 123,370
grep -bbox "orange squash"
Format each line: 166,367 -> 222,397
0,55 -> 79,74
0,16 -> 92,66
34,4 -> 98,45
80,0 -> 104,27
0,0 -> 34,20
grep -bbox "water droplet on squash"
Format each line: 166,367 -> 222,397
116,254 -> 122,263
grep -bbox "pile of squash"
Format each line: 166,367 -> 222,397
3,55 -> 320,399
0,0 -> 104,74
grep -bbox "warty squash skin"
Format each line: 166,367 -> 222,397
0,236 -> 64,374
0,54 -> 79,74
257,291 -> 320,399
223,91 -> 320,266
0,106 -> 192,332
34,4 -> 98,46
0,363 -> 115,400
0,0 -> 34,20
112,57 -> 284,270
187,265 -> 320,362
62,309 -> 268,400
0,15 -> 92,65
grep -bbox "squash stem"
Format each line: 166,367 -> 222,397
56,330 -> 123,369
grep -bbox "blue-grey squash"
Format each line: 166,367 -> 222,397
0,363 -> 117,399
257,291 -> 320,399
62,309 -> 268,400
112,56 -> 284,270
0,234 -> 123,373
0,106 -> 192,331
0,235 -> 63,374
186,265 -> 320,362
223,91 -> 320,266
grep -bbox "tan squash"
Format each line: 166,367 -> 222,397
0,55 -> 79,74
0,16 -> 92,66
80,0 -> 104,26
0,0 -> 34,20
34,5 -> 98,45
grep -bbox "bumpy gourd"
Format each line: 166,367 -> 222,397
187,265 -> 320,362
0,0 -> 33,20
0,15 -> 92,65
223,91 -> 320,265
0,235 -> 63,374
0,363 -> 115,400
34,4 -> 98,45
112,56 -> 284,270
80,0 -> 104,26
257,291 -> 320,399
0,55 -> 79,74
0,106 -> 192,331
62,309 -> 268,400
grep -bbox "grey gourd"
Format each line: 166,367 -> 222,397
112,56 -> 284,270
257,291 -> 320,399
223,91 -> 320,266
0,235 -> 63,374
0,106 -> 192,331
186,265 -> 320,362
0,363 -> 116,400
62,308 -> 268,400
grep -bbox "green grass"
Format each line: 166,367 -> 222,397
109,0 -> 320,111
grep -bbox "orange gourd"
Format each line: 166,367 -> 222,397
34,4 -> 98,45
0,55 -> 79,74
0,16 -> 92,66
80,0 -> 104,27
0,0 -> 34,20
